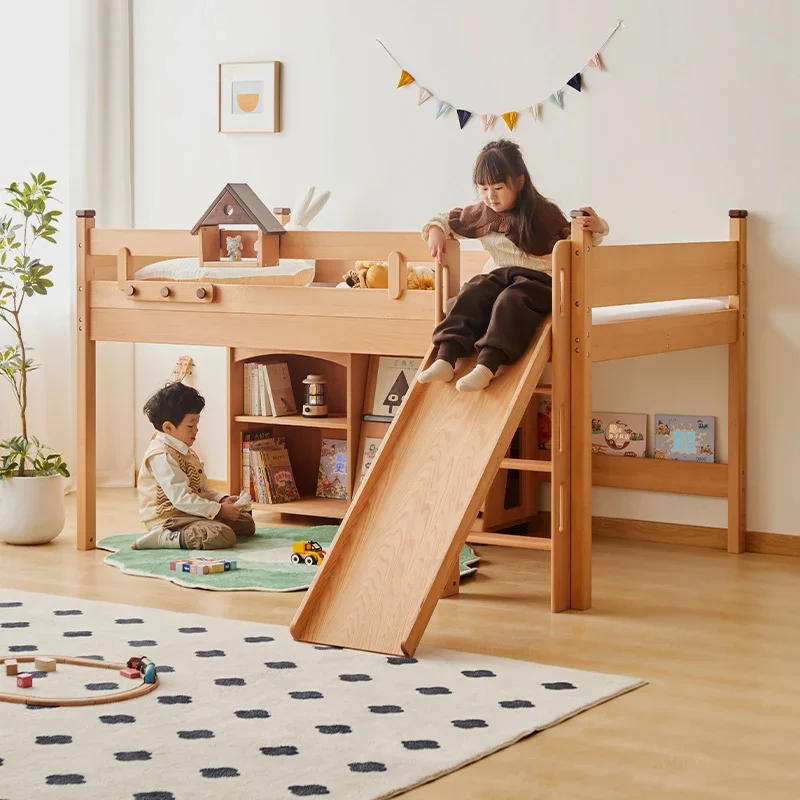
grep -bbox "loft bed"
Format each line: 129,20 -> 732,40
74,206 -> 747,616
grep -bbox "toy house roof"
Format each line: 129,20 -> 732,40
190,183 -> 285,235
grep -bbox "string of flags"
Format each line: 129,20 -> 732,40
378,20 -> 624,132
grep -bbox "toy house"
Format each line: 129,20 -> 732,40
190,183 -> 285,267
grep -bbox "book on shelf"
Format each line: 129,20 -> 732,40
242,361 -> 298,417
359,437 -> 382,480
316,437 -> 348,500
264,446 -> 301,503
243,363 -> 272,417
264,362 -> 298,417
591,412 -> 646,457
654,414 -> 715,463
537,395 -> 553,451
368,357 -> 422,419
240,430 -> 300,503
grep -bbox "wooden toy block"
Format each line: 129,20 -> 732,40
5,659 -> 18,676
17,673 -> 33,688
35,657 -> 57,672
209,563 -> 225,574
120,667 -> 140,679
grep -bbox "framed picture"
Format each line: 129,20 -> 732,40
218,61 -> 281,133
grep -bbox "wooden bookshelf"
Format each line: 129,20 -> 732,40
234,413 -> 349,430
252,495 -> 348,519
227,349 -> 368,519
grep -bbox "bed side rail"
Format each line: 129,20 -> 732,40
80,218 -> 461,312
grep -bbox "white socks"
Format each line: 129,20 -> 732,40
131,526 -> 182,550
456,365 -> 494,393
418,360 -> 495,392
418,359 -> 455,384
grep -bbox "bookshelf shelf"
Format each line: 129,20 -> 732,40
253,495 -> 348,519
234,414 -> 349,430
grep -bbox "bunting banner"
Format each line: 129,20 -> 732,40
377,20 -> 623,132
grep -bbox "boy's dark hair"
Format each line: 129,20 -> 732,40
143,381 -> 205,432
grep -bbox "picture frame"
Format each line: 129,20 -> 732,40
218,60 -> 281,133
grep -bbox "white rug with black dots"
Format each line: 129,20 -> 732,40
0,590 -> 645,799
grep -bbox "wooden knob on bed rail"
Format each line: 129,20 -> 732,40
196,287 -> 207,299
728,209 -> 748,218
124,284 -> 136,297
160,286 -> 171,298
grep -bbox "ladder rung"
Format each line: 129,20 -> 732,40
467,532 -> 552,551
533,384 -> 552,394
500,458 -> 552,473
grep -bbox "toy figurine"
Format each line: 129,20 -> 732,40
226,234 -> 243,261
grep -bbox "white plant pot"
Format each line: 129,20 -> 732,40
0,474 -> 65,545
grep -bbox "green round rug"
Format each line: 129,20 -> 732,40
98,525 -> 480,592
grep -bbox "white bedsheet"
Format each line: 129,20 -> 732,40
591,297 -> 730,324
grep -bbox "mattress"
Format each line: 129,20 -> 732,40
591,297 -> 730,324
134,257 -> 315,286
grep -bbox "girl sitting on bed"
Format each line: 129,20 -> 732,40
418,139 -> 609,392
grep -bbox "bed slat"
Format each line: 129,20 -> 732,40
590,242 -> 739,307
592,310 -> 737,361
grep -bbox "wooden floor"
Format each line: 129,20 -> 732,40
2,489 -> 799,799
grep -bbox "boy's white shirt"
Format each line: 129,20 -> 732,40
149,432 -> 226,520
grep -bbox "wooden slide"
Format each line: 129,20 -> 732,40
290,321 -> 552,657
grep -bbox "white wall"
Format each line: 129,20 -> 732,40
0,1 -> 74,477
131,0 -> 800,535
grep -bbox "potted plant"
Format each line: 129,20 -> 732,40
0,173 -> 69,545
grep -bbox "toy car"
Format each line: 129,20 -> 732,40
290,540 -> 326,566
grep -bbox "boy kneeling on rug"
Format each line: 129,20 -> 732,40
132,382 -> 255,550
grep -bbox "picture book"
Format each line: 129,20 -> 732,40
316,438 -> 348,500
240,429 -> 276,496
654,414 -> 715,463
264,446 -> 300,503
591,412 -> 647,457
265,362 -> 298,416
537,395 -> 553,451
359,436 -> 382,479
369,357 -> 422,419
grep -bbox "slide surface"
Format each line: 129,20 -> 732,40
290,321 -> 552,656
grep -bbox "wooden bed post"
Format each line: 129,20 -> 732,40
569,211 -> 593,610
551,240 -> 572,612
728,210 -> 748,553
76,210 -> 97,550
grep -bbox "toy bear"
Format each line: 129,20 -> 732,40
341,260 -> 435,291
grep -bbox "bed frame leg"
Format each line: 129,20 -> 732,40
569,214 -> 593,610
728,210 -> 748,553
76,211 -> 97,551
551,240 -> 571,612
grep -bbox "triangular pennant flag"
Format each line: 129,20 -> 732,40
527,104 -> 541,121
435,100 -> 452,119
481,114 -> 496,132
549,90 -> 563,109
417,87 -> 432,105
501,111 -> 518,131
567,73 -> 582,92
587,52 -> 605,71
397,70 -> 414,88
457,109 -> 472,129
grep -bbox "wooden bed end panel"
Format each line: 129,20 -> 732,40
592,310 -> 737,361
590,241 -> 739,308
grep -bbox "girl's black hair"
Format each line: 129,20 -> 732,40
473,139 -> 567,256
143,381 -> 205,432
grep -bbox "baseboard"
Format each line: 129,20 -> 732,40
535,513 -> 800,558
